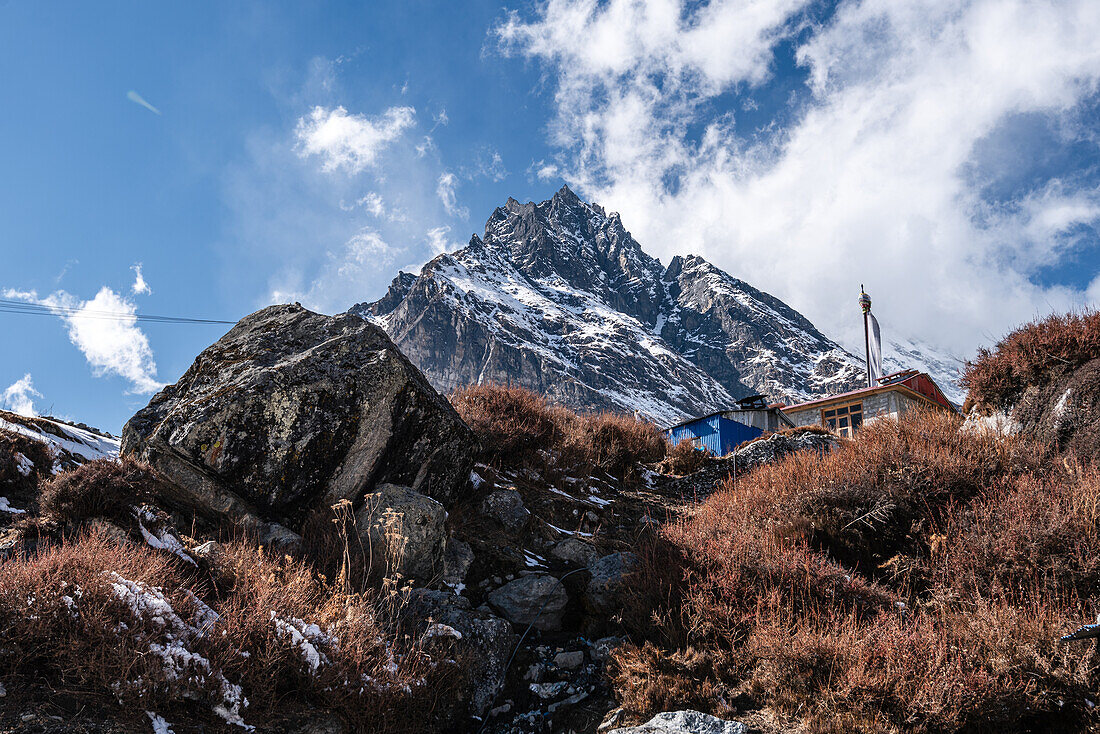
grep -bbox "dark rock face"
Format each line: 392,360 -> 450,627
121,304 -> 476,533
351,185 -> 866,425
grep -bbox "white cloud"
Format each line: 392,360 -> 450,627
272,229 -> 402,312
3,287 -> 162,394
2,374 -> 41,417
496,0 -> 1100,357
295,105 -> 416,173
358,192 -> 386,217
426,225 -> 461,256
437,171 -> 468,218
131,263 -> 151,295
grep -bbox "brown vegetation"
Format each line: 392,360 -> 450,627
0,427 -> 54,500
38,457 -> 164,526
611,410 -> 1098,732
962,309 -> 1100,411
451,382 -> 666,478
0,527 -> 465,732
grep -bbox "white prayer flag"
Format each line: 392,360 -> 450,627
868,311 -> 883,383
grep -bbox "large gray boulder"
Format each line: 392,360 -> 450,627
356,483 -> 447,583
609,711 -> 747,734
121,304 -> 476,534
487,574 -> 569,631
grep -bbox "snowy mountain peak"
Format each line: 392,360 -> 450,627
351,189 -> 959,423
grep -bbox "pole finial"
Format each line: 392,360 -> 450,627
858,286 -> 872,315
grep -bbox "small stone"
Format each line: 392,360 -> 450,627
547,691 -> 589,713
553,650 -> 585,669
21,714 -> 35,722
487,574 -> 569,632
489,703 -> 512,717
481,489 -> 530,533
590,635 -> 624,663
524,663 -> 545,682
529,681 -> 570,700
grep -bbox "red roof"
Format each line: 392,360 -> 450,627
785,370 -> 956,413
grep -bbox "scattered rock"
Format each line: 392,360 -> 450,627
529,681 -> 569,700
356,484 -> 446,582
488,574 -> 569,631
608,711 -> 748,734
553,650 -> 585,669
121,304 -> 476,536
550,537 -> 599,567
590,636 -> 623,663
407,589 -> 516,718
586,552 -> 639,614
482,489 -> 530,534
443,537 -> 474,588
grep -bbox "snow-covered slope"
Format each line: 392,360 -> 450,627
0,410 -> 119,472
883,337 -> 966,405
351,186 -> 957,423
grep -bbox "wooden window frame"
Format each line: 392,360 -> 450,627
821,400 -> 863,437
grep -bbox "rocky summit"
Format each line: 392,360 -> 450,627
352,186 -> 871,425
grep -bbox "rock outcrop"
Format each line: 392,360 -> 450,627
121,304 -> 477,537
608,711 -> 748,734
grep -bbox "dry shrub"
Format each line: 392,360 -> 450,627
658,438 -> 709,475
0,427 -> 54,499
450,383 -> 561,462
0,528 -> 464,732
38,457 -> 165,526
612,410 -> 1098,732
962,309 -> 1100,411
451,382 -> 665,478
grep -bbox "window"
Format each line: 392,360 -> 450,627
822,401 -> 863,437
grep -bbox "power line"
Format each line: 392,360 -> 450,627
0,298 -> 235,325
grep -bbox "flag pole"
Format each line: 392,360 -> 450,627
859,285 -> 872,388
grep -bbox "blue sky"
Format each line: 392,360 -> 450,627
3,0 -> 1100,432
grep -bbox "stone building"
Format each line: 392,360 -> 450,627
782,370 -> 956,438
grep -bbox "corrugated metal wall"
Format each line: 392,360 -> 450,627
666,415 -> 763,456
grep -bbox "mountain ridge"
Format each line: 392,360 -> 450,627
352,185 -> 962,423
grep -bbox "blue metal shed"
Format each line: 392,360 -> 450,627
664,412 -> 763,456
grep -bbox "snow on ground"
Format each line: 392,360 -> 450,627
0,497 -> 26,514
0,410 -> 119,469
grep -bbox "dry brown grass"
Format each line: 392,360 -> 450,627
962,309 -> 1100,411
0,427 -> 54,499
450,382 -> 666,479
0,528 -> 466,732
611,410 -> 1098,732
657,438 -> 710,475
38,457 -> 165,527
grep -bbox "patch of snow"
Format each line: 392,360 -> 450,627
271,613 -> 330,673
137,515 -> 197,566
961,410 -> 1021,436
1054,388 -> 1073,418
0,496 -> 26,514
423,622 -> 463,641
146,711 -> 174,734
469,471 -> 484,489
14,451 -> 33,476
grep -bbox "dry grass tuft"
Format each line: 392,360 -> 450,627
0,427 -> 54,499
38,457 -> 165,527
657,438 -> 710,476
451,382 -> 666,479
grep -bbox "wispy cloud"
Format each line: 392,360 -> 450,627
2,374 -> 41,417
295,105 -> 416,173
126,90 -> 161,115
130,263 -> 151,295
436,171 -> 468,218
426,225 -> 461,256
496,0 -> 1100,356
3,287 -> 162,394
272,229 -> 401,311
